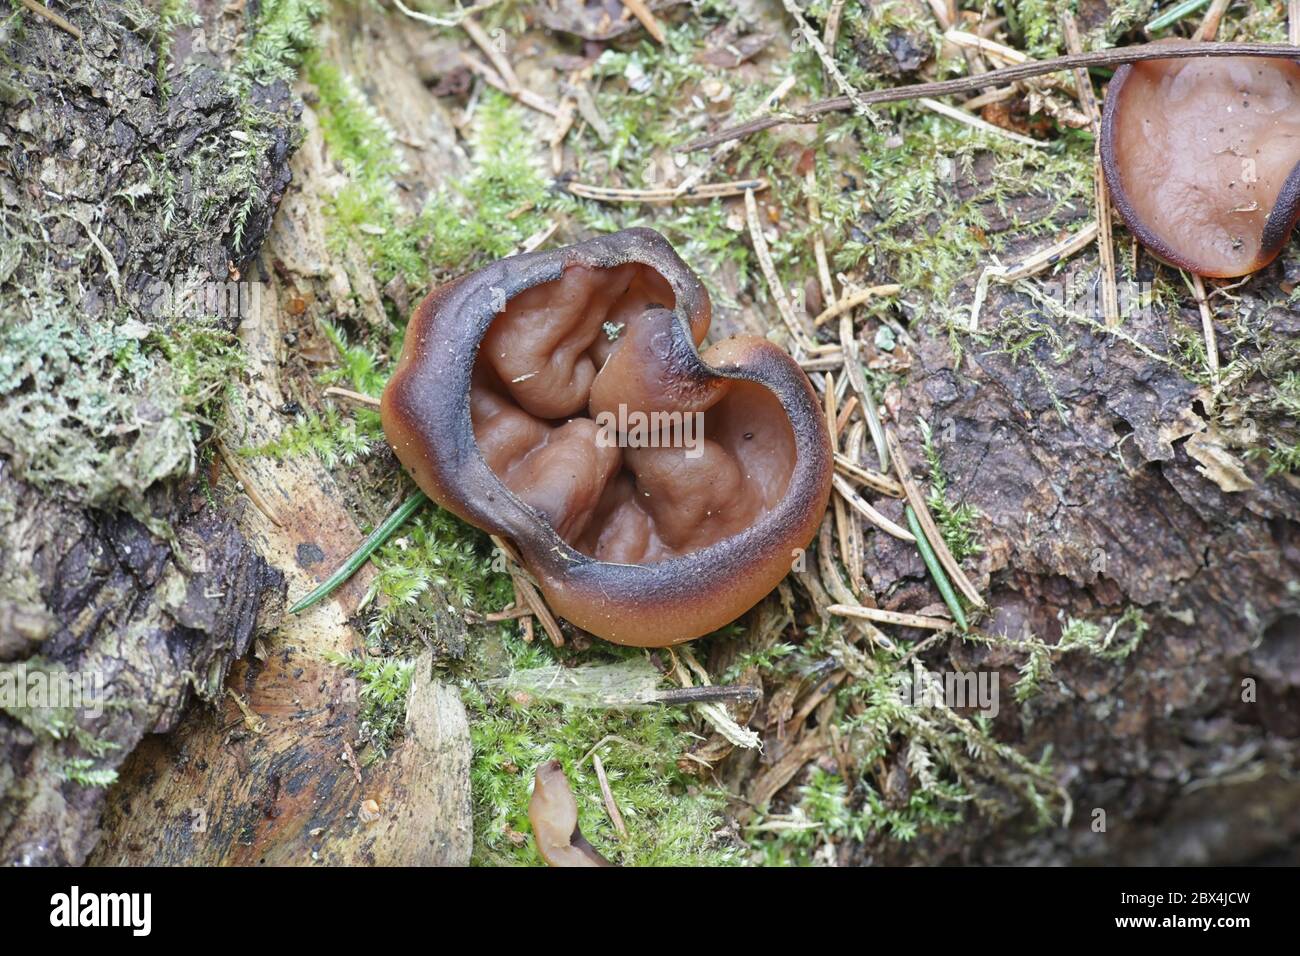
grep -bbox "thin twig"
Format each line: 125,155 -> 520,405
835,396 -> 859,436
484,604 -> 533,622
391,0 -> 501,28
782,0 -> 878,123
814,283 -> 901,326
682,42 -> 1300,152
565,177 -> 767,204
653,685 -> 762,706
461,53 -> 560,117
1192,0 -> 1232,41
462,16 -> 519,92
677,76 -> 796,197
516,221 -> 558,255
19,0 -> 81,38
549,95 -> 576,174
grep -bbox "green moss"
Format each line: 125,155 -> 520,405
918,417 -> 984,563
467,680 -> 738,866
365,507 -> 512,644
244,405 -> 374,469
0,286 -> 242,511
306,52 -> 558,288
324,652 -> 414,762
1001,607 -> 1148,704
238,0 -> 325,83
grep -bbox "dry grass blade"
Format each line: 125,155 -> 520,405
566,178 -> 767,203
1060,11 -> 1120,328
1190,273 -> 1220,388
832,474 -> 914,541
591,753 -> 629,840
837,313 -> 890,472
834,455 -> 904,497
813,516 -> 895,653
19,0 -> 81,37
885,429 -> 986,608
827,604 -> 953,630
919,97 -> 1045,147
215,439 -> 285,529
970,220 -> 1099,329
621,0 -> 666,44
805,164 -> 838,311
745,188 -> 815,349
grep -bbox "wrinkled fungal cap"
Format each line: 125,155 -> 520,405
381,228 -> 833,646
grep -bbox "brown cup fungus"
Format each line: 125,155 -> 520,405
382,228 -> 833,647
1101,53 -> 1300,278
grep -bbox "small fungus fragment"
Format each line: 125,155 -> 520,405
527,760 -> 613,867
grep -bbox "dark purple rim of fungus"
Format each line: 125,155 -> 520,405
528,760 -> 613,867
381,228 -> 833,647
1100,53 -> 1300,278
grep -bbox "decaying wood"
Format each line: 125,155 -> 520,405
89,11 -> 477,866
0,1 -> 292,865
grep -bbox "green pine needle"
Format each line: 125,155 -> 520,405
289,490 -> 429,614
905,504 -> 969,632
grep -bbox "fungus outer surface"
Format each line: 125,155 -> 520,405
1101,53 -> 1300,278
381,229 -> 833,647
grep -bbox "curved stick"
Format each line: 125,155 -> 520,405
682,41 -> 1300,152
